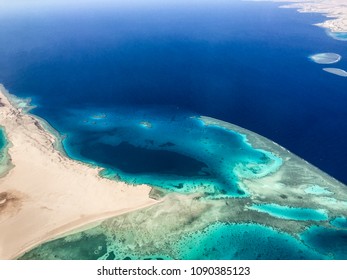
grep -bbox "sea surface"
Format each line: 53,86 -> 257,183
1,0 -> 347,259
0,0 -> 347,184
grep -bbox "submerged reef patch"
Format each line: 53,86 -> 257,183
18,114 -> 347,260
248,204 -> 328,221
304,185 -> 332,195
177,223 -> 323,260
327,31 -> 347,41
322,68 -> 347,77
309,53 -> 341,64
330,217 -> 347,229
62,109 -> 283,198
20,221 -> 324,260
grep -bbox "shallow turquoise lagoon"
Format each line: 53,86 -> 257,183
0,128 -> 9,173
62,108 -> 282,197
20,222 -> 324,260
0,128 -> 6,150
330,217 -> 347,228
304,185 -> 332,195
249,204 -> 328,221
328,31 -> 347,41
177,223 -> 323,260
2,0 -> 346,261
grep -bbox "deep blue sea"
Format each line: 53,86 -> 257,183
0,0 -> 346,184
3,0 -> 347,260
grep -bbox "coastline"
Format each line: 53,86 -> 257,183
19,113 -> 347,259
0,84 -> 160,260
2,87 -> 346,260
0,1 -> 346,260
253,0 -> 347,33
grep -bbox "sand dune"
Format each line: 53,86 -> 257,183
0,85 -> 159,259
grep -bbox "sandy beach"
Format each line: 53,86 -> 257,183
1,84 -> 346,260
0,85 -> 159,260
258,0 -> 347,33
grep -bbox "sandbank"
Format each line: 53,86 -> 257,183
0,85 -> 159,259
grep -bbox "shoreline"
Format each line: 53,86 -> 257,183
253,0 -> 347,34
14,203 -> 163,260
0,85 -> 68,156
0,84 -> 161,260
2,87 -> 346,260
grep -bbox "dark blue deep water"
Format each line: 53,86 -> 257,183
0,0 -> 346,184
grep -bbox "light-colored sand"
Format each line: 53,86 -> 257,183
0,85 -> 160,260
254,0 -> 347,33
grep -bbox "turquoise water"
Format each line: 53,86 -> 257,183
330,217 -> 347,228
301,226 -> 347,259
62,108 -> 282,197
328,31 -> 347,41
1,0 -> 347,184
177,223 -> 323,260
0,128 -> 9,174
20,222 -> 324,260
0,128 -> 6,150
304,185 -> 332,195
2,0 -> 346,260
249,204 -> 328,221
